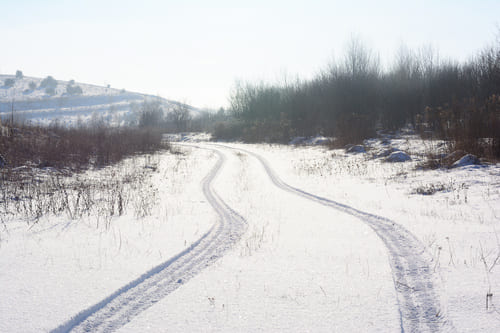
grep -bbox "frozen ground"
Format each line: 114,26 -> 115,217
1,134 -> 499,332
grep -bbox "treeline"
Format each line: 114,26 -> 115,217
221,37 -> 500,158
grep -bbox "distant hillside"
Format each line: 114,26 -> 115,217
0,74 -> 199,126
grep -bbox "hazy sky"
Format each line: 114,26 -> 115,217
1,0 -> 498,109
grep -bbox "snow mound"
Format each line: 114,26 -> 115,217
289,136 -> 307,145
345,145 -> 366,153
163,132 -> 211,143
307,136 -> 330,145
452,154 -> 480,168
289,136 -> 330,145
373,147 -> 400,158
385,151 -> 412,162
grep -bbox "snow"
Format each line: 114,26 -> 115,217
163,132 -> 212,143
346,144 -> 366,154
0,150 -> 217,332
289,136 -> 307,145
385,151 -> 412,162
220,138 -> 500,332
452,154 -> 481,168
117,144 -> 400,332
289,136 -> 330,145
1,133 -> 499,332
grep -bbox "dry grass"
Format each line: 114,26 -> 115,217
0,122 -> 168,170
0,122 -> 168,228
0,153 -> 160,227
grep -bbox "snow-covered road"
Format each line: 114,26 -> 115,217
7,139 -> 497,332
60,142 -> 450,332
110,144 -> 454,332
51,147 -> 247,332
210,143 -> 454,332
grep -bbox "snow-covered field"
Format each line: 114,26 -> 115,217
1,134 -> 499,332
0,74 -> 199,126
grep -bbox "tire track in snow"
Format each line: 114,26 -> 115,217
213,144 -> 454,333
51,148 -> 246,333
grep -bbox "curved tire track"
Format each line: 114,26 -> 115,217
51,147 -> 246,333
213,143 -> 454,333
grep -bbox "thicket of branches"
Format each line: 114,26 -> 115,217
132,99 -> 192,133
225,36 -> 500,158
0,121 -> 167,170
0,96 -> 199,171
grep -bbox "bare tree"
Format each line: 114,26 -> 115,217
342,36 -> 380,78
138,99 -> 164,128
167,102 -> 191,132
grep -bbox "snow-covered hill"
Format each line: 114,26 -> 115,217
0,74 -> 199,126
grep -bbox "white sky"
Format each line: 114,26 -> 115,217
1,0 -> 498,109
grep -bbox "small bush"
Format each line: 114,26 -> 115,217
3,78 -> 15,88
66,84 -> 83,95
45,86 -> 56,95
413,183 -> 447,195
28,81 -> 37,90
40,76 -> 57,89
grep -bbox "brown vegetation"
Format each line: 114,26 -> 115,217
417,95 -> 500,161
220,35 -> 500,153
0,122 -> 168,171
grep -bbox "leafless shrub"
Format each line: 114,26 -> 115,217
0,122 -> 168,170
417,95 -> 500,161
